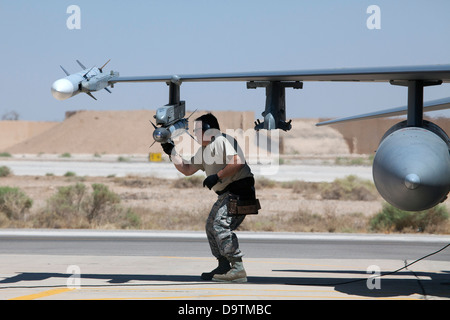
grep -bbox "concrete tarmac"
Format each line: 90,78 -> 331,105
0,158 -> 373,182
0,230 -> 449,301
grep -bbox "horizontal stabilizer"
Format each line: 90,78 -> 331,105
316,97 -> 450,126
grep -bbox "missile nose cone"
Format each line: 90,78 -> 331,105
404,173 -> 421,190
51,79 -> 74,100
153,127 -> 170,143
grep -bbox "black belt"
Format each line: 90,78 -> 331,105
215,177 -> 255,197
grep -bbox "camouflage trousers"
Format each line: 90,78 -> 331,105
206,192 -> 245,261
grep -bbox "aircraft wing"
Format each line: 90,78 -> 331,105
109,64 -> 450,84
108,63 -> 450,130
316,97 -> 450,126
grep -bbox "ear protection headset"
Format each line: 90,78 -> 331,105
201,122 -> 211,131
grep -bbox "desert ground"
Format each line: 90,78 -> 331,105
0,110 -> 448,232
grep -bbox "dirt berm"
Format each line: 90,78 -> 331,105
2,110 -> 351,156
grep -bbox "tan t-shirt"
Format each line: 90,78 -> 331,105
190,134 -> 253,192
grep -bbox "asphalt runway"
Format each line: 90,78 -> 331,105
0,230 -> 449,301
0,159 -> 448,303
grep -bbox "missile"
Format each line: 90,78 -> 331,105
149,102 -> 198,146
152,118 -> 189,144
373,121 -> 450,211
51,60 -> 117,101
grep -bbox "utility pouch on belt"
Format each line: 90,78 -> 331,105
228,193 -> 261,216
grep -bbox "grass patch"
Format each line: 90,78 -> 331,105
172,176 -> 203,188
255,177 -> 277,189
278,175 -> 378,201
129,206 -> 206,230
334,156 -> 374,166
240,210 -> 370,233
115,176 -> 170,188
1,175 -> 447,234
370,203 -> 449,233
320,175 -> 378,201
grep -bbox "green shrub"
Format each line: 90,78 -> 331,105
0,186 -> 33,219
117,156 -> 130,162
37,183 -> 132,228
370,203 -> 449,233
87,183 -> 120,223
121,209 -> 142,229
0,166 -> 12,177
38,183 -> 88,228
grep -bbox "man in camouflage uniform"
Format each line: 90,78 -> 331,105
162,113 -> 255,283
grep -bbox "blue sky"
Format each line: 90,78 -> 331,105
1,0 -> 449,121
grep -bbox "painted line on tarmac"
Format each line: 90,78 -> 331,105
0,229 -> 449,243
9,288 -> 76,300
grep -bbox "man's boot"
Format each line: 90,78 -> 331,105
212,258 -> 247,283
201,256 -> 231,280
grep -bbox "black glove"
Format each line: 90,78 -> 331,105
203,174 -> 221,190
161,142 -> 174,156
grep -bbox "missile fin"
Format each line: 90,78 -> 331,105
86,92 -> 97,101
99,59 -> 111,73
60,65 -> 70,76
76,60 -> 87,70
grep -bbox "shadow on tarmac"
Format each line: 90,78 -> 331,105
1,269 -> 449,299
